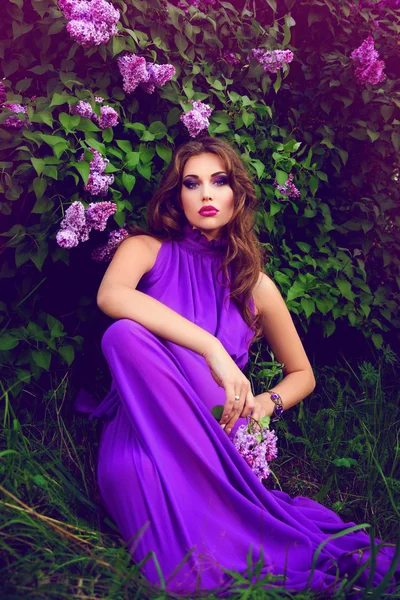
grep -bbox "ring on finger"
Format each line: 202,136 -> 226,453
234,395 -> 240,401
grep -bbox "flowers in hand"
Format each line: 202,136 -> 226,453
56,200 -> 116,248
212,407 -> 278,481
350,35 -> 386,86
117,54 -> 176,94
180,100 -> 213,138
58,0 -> 120,48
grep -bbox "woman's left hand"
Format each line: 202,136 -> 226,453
248,393 -> 275,423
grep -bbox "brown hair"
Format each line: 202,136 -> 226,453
123,135 -> 265,341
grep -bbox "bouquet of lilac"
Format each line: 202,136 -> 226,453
212,406 -> 278,481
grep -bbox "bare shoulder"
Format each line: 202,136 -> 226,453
118,233 -> 163,271
252,271 -> 284,317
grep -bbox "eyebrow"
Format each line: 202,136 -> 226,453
182,171 -> 227,180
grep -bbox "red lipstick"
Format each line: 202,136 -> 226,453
198,206 -> 219,216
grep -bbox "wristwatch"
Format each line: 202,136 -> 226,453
266,389 -> 284,422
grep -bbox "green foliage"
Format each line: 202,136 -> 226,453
0,0 -> 399,401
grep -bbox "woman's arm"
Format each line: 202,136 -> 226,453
97,235 -> 221,358
251,272 -> 316,420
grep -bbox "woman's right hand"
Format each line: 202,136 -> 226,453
202,340 -> 254,434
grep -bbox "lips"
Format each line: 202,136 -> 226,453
198,206 -> 219,216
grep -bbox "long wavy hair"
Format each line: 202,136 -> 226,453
123,135 -> 266,341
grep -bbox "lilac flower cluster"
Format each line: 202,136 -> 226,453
273,173 -> 301,198
176,0 -> 217,11
58,0 -> 120,48
91,227 -> 129,261
350,35 -> 386,85
83,148 -> 115,196
180,100 -> 213,138
0,82 -> 6,104
358,0 -> 400,9
233,423 -> 278,481
119,55 -> 176,94
69,99 -> 119,130
1,102 -> 29,129
223,51 -> 241,66
117,54 -> 176,94
252,48 -> 294,74
56,200 -> 116,249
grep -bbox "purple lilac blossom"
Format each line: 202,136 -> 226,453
273,173 -> 301,199
350,35 -> 386,85
70,100 -> 95,119
56,200 -> 117,249
177,0 -> 217,9
118,54 -> 175,95
233,424 -> 278,481
81,149 -> 115,196
139,63 -> 176,94
56,201 -> 90,248
91,228 -> 129,261
223,51 -> 241,66
96,105 -> 119,129
85,201 -> 116,231
252,48 -> 294,74
58,0 -> 120,48
0,82 -> 6,105
95,96 -> 104,103
2,103 -> 29,129
180,100 -> 213,138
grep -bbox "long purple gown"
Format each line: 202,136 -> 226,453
76,223 -> 399,597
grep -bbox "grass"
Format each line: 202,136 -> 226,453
1,343 -> 399,599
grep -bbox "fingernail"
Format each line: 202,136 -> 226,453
221,423 -> 226,429
226,428 -> 231,434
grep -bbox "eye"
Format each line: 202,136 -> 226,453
214,177 -> 228,186
183,177 -> 228,189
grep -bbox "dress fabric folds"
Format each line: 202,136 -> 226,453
76,224 -> 399,597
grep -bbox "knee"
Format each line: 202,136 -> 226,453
101,319 -> 149,356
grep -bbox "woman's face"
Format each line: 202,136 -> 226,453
180,152 -> 235,241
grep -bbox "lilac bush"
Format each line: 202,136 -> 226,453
0,82 -> 6,104
69,99 -> 119,129
58,0 -> 120,48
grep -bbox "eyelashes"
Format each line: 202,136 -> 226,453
183,177 -> 228,190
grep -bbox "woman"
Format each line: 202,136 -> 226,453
83,136 -> 399,597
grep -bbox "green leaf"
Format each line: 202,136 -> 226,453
273,70 -> 281,94
112,35 -> 126,57
32,196 -> 54,214
0,334 -> 19,350
122,172 -> 136,194
116,139 -> 133,153
40,134 -> 68,148
309,176 -> 318,197
371,333 -> 383,349
335,278 -> 355,302
301,298 -> 315,319
211,405 -> 224,420
32,350 -> 51,371
266,0 -> 276,10
242,111 -> 255,127
156,143 -> 172,163
174,32 -> 188,53
33,177 -> 47,200
287,280 -> 306,302
59,345 -> 75,366
296,241 -> 312,252
31,158 -> 46,176
49,92 -> 70,107
274,170 -> 288,186
391,132 -> 400,152
167,107 -> 181,126
72,161 -> 90,184
148,121 -> 167,136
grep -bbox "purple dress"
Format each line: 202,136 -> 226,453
76,224 -> 399,597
